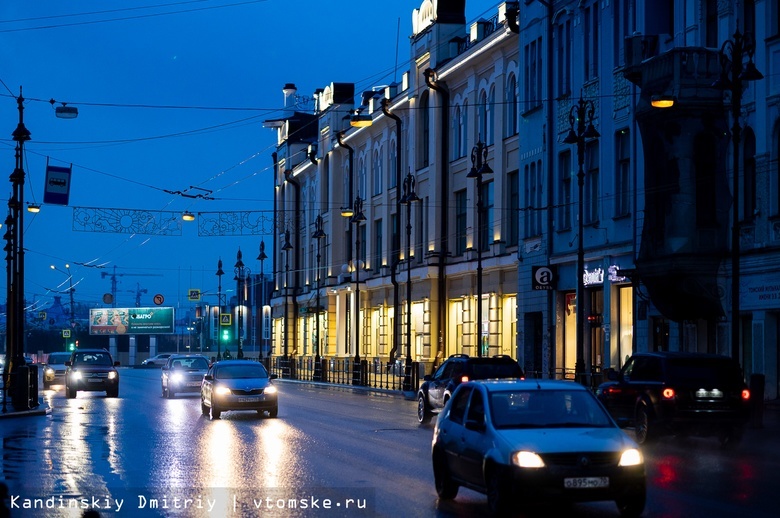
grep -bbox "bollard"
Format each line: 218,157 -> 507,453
750,373 -> 765,429
11,364 -> 31,410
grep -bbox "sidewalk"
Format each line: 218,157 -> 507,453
0,380 -> 51,419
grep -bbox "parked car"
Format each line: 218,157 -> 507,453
432,379 -> 646,516
200,360 -> 278,419
65,348 -> 120,398
417,354 -> 524,424
161,354 -> 210,398
42,352 -> 73,388
142,353 -> 172,367
596,351 -> 751,445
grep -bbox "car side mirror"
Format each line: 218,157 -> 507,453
423,374 -> 432,381
161,366 -> 168,371
204,375 -> 214,381
65,361 -> 72,367
270,374 -> 278,380
114,361 -> 120,367
464,419 -> 486,432
606,369 -> 619,381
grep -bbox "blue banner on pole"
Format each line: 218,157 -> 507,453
43,164 -> 72,205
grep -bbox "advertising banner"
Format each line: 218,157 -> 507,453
89,307 -> 175,335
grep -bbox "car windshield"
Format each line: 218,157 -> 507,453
72,352 -> 113,366
490,389 -> 613,429
215,364 -> 269,379
172,357 -> 209,370
47,354 -> 71,365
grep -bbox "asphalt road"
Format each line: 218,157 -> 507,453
1,368 -> 778,517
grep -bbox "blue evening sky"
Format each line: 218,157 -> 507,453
1,0 -> 488,313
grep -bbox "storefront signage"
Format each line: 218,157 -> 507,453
89,307 -> 175,335
583,265 -> 629,287
532,266 -> 557,290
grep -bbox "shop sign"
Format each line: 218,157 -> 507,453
532,266 -> 557,290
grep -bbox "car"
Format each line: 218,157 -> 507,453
417,354 -> 524,424
432,379 -> 646,516
65,348 -> 120,398
142,353 -> 172,367
42,352 -> 73,388
200,360 -> 278,419
161,354 -> 210,398
596,351 -> 751,446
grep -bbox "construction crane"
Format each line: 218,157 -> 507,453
101,266 -> 163,307
126,283 -> 149,307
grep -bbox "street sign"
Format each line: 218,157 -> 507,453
188,289 -> 201,301
43,164 -> 72,205
220,314 -> 232,326
153,294 -> 164,305
38,311 -> 46,320
62,329 -> 71,338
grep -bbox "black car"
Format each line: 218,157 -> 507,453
161,354 -> 210,398
417,354 -> 524,424
65,348 -> 120,398
200,360 -> 278,419
596,351 -> 751,445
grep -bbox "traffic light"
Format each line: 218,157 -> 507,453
221,328 -> 231,343
68,342 -> 75,351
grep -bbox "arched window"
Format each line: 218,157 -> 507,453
505,75 -> 518,138
487,86 -> 495,145
389,136 -> 398,188
373,147 -> 383,196
452,104 -> 462,160
358,156 -> 367,200
478,90 -> 488,143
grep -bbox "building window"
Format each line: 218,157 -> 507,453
358,156 -> 367,200
343,161 -> 351,209
524,161 -> 543,238
613,0 -> 631,66
507,170 -> 519,246
455,190 -> 467,256
478,90 -> 489,143
744,128 -> 757,220
374,219 -> 383,274
616,130 -> 630,217
391,213 -> 400,262
524,37 -> 542,110
584,141 -> 599,225
389,137 -> 398,189
556,20 -> 571,98
584,3 -> 599,81
462,100 -> 469,156
505,75 -> 518,138
480,181 -> 494,251
705,0 -> 719,48
418,91 -> 430,169
452,104 -> 463,160
487,86 -> 495,145
373,148 -> 383,196
558,151 -> 572,230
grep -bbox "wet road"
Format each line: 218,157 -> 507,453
1,368 -> 778,517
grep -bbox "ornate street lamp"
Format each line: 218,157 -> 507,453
257,240 -> 268,360
234,248 -> 250,359
350,196 -> 366,385
312,215 -> 327,380
400,171 -> 420,392
215,258 -> 224,360
563,94 -> 600,386
282,229 -> 293,362
467,140 -> 492,357
713,29 -> 763,362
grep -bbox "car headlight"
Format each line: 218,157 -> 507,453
618,448 -> 643,467
45,367 -> 54,375
71,371 -> 81,380
264,385 -> 277,395
171,373 -> 184,383
512,451 -> 545,468
108,371 -> 117,380
214,385 -> 232,396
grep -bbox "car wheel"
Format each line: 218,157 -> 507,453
166,387 -> 175,399
107,387 -> 119,398
201,400 -> 209,416
634,404 -> 655,445
161,385 -> 167,398
615,490 -> 646,517
210,405 -> 221,419
43,381 -> 51,390
432,449 -> 458,500
486,467 -> 510,516
66,386 -> 76,399
268,406 -> 278,418
417,394 -> 432,424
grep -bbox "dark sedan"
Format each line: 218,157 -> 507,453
200,360 -> 278,419
65,349 -> 120,398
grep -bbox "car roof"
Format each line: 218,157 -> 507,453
168,354 -> 208,359
73,348 -> 111,354
465,379 -> 589,392
630,351 -> 737,362
213,360 -> 264,367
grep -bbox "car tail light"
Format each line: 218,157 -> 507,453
742,389 -> 751,400
662,388 -> 675,399
460,375 -> 469,383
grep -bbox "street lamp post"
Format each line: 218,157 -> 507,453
234,248 -> 250,359
282,229 -> 293,364
216,258 -> 224,360
400,171 -> 420,392
313,215 -> 327,380
563,94 -> 600,386
467,141 -> 492,357
257,240 -> 268,360
714,29 -> 763,362
349,197 -> 366,385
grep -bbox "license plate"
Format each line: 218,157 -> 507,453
187,382 -> 201,387
87,378 -> 102,383
564,477 -> 609,489
238,397 -> 259,403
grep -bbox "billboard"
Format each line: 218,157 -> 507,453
89,307 -> 175,335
